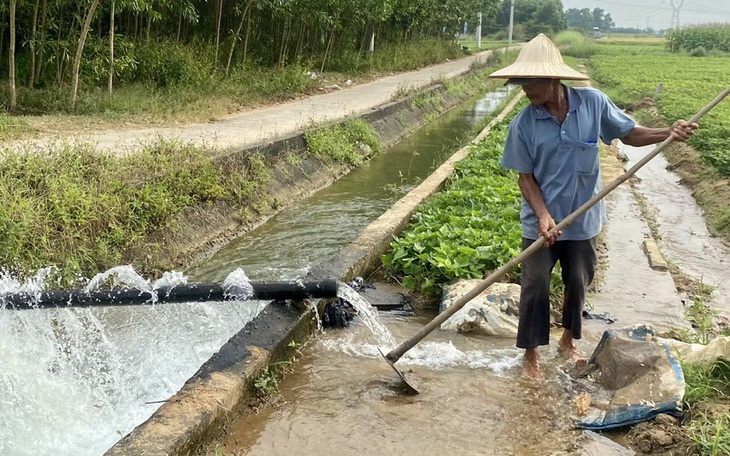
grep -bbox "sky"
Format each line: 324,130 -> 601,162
560,0 -> 730,30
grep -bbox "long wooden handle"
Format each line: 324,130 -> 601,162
386,85 -> 730,363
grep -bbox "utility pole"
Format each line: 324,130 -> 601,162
508,0 -> 515,45
670,0 -> 684,29
476,12 -> 482,49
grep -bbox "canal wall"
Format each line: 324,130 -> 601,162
105,74 -> 519,456
153,70 -> 501,275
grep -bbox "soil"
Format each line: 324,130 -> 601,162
623,414 -> 693,455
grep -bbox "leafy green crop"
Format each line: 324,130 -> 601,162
381,124 -> 522,294
590,53 -> 730,177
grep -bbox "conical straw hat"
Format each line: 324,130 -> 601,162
489,34 -> 588,80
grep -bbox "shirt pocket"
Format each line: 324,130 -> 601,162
571,140 -> 600,175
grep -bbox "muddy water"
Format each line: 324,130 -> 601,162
584,171 -> 687,333
622,144 -> 730,318
221,313 -> 591,456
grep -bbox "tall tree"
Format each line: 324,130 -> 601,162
28,0 -> 40,88
108,0 -> 115,94
565,7 -> 592,32
9,0 -> 17,111
225,0 -> 255,76
70,0 -> 101,109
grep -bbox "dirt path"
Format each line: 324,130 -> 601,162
4,50 -> 501,156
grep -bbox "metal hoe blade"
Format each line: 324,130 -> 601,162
378,347 -> 419,395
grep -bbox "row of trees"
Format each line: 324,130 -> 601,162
1,0 -> 497,111
481,0 -> 567,38
478,2 -> 619,41
2,0 -> 620,112
565,7 -> 615,33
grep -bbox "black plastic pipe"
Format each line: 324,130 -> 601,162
1,279 -> 339,310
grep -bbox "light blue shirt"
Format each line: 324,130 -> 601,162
501,86 -> 635,241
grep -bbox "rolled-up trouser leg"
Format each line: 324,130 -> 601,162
559,237 -> 598,340
516,238 -> 557,349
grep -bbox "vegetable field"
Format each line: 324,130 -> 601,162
590,50 -> 730,177
382,123 -> 522,293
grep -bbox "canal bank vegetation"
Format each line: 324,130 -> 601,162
0,140 -> 271,282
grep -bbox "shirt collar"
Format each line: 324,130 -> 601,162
530,85 -> 583,120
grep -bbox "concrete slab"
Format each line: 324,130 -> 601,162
585,174 -> 688,336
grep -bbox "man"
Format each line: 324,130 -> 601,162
489,34 -> 697,377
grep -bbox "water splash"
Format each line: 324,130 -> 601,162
222,268 -> 255,300
0,266 -> 266,456
152,270 -> 188,289
337,282 -> 396,347
83,265 -> 155,297
400,342 -> 522,375
321,335 -> 522,376
0,266 -> 60,296
326,282 -> 522,376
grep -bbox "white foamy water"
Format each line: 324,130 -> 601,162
321,334 -> 522,377
337,283 -> 397,347
0,267 -> 265,456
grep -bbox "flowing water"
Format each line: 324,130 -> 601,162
219,304 -> 596,456
0,89 -> 511,456
0,267 -> 265,456
622,143 -> 730,318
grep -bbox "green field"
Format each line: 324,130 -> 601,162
589,44 -> 730,177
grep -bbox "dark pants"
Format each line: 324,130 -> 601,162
516,237 -> 598,350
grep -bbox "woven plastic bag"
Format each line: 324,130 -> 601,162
574,325 -> 685,430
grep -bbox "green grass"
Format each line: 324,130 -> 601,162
304,119 -> 382,166
682,360 -> 730,455
0,140 -> 271,283
0,113 -> 32,140
553,30 -> 598,58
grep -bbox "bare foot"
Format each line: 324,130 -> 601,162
558,344 -> 587,365
523,349 -> 543,380
558,329 -> 586,364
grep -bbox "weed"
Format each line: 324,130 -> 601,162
684,279 -> 719,344
285,152 -> 302,167
304,119 -> 381,166
680,338 -> 730,456
254,340 -> 305,398
0,139 -> 271,283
